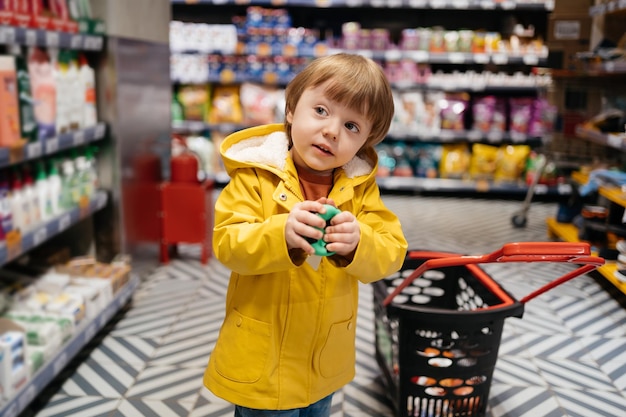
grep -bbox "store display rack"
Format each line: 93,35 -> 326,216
0,190 -> 109,266
0,271 -> 138,417
0,122 -> 107,170
547,171 -> 626,295
0,20 -> 136,415
0,25 -> 103,50
170,0 -> 554,10
172,0 -> 558,195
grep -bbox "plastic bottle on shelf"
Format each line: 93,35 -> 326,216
47,159 -> 62,216
54,49 -> 70,135
60,157 -> 80,210
10,169 -> 30,232
35,162 -> 51,222
0,172 -> 13,238
79,53 -> 97,128
22,165 -> 41,226
67,51 -> 82,131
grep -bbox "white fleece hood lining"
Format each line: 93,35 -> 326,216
224,131 -> 373,179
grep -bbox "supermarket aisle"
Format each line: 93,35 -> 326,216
19,194 -> 626,417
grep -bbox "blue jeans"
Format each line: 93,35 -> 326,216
234,394 -> 333,417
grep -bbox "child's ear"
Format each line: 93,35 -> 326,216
286,111 -> 293,123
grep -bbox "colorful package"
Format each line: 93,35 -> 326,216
494,144 -> 530,182
469,143 -> 498,180
439,143 -> 470,179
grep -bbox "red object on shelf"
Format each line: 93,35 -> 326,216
159,180 -> 213,264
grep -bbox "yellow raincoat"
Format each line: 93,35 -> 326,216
204,124 -> 407,410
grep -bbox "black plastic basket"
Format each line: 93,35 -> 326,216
373,242 -> 604,417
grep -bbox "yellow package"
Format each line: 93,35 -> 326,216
177,84 -> 211,122
469,143 -> 498,180
439,143 -> 470,179
209,85 -> 243,124
494,145 -> 531,182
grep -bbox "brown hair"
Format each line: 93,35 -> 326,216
284,53 -> 394,154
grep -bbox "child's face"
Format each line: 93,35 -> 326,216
287,81 -> 372,176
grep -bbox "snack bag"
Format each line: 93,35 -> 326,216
469,143 -> 498,180
494,144 -> 531,182
240,82 -> 281,125
439,143 -> 470,179
177,84 -> 211,122
209,85 -> 243,124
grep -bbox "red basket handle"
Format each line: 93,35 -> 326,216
382,242 -> 605,306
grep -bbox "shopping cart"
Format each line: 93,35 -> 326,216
373,242 -> 604,417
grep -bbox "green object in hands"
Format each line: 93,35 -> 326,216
311,204 -> 341,256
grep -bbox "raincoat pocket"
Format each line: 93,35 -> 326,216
214,310 -> 271,383
319,318 -> 355,378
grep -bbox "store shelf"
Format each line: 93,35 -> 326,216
377,176 -> 571,195
590,0 -> 626,17
0,272 -> 138,417
170,0 -> 554,10
0,25 -> 103,50
0,123 -> 107,170
575,125 -> 626,151
546,217 -> 626,295
0,190 -> 109,267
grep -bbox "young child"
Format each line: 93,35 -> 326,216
204,53 -> 408,416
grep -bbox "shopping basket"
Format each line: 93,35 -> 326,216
373,242 -> 604,417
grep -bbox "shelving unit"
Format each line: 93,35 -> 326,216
0,18 -> 136,414
547,170 -> 626,295
0,272 -> 138,417
172,0 -> 559,195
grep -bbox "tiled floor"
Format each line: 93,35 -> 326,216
16,193 -> 626,417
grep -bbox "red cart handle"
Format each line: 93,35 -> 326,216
382,242 -> 605,307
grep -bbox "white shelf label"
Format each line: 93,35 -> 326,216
406,50 -> 429,62
33,227 -> 48,247
70,34 -> 82,49
492,54 -> 508,65
95,123 -> 106,139
534,184 -> 548,195
53,352 -> 69,375
46,137 -> 59,154
429,0 -> 447,8
448,52 -> 465,63
450,0 -> 469,8
25,30 -> 37,46
523,55 -> 539,66
45,31 -> 59,48
73,130 -> 85,146
26,142 -> 43,159
58,214 -> 71,232
480,0 -> 496,9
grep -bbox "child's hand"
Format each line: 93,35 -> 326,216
285,200 -> 330,255
323,210 -> 360,257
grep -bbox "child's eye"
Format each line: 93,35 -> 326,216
345,122 -> 359,133
315,107 -> 328,116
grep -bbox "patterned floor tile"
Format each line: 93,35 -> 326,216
16,194 -> 626,417
534,357 -> 616,391
552,387 -> 626,417
59,358 -> 143,398
492,356 -> 546,387
28,395 -> 122,417
488,385 -> 565,417
125,365 -> 204,403
112,398 -> 195,417
519,333 -> 595,361
84,335 -> 160,367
